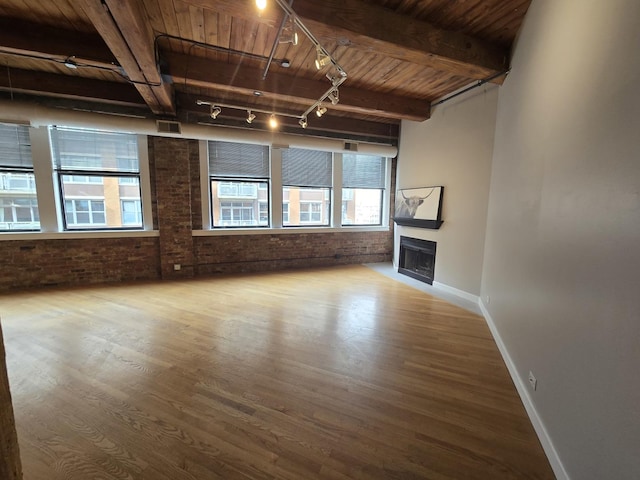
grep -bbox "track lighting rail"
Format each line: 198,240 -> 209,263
197,0 -> 348,130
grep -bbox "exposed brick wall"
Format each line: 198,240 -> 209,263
0,137 -> 395,292
0,238 -> 160,291
153,137 -> 196,280
189,140 -> 203,231
195,231 -> 392,275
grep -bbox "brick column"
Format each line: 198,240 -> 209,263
0,321 -> 22,480
152,137 -> 196,279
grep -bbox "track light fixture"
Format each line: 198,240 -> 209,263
204,1 -> 348,129
328,89 -> 339,106
316,105 -> 327,117
314,46 -> 331,70
279,18 -> 299,45
210,106 -> 221,119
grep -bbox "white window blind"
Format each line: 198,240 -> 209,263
282,148 -> 332,187
0,123 -> 32,169
208,141 -> 269,178
51,127 -> 139,172
342,154 -> 386,189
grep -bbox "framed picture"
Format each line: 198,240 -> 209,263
394,186 -> 444,229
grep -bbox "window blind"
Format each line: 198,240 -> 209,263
282,148 -> 332,187
0,123 -> 33,169
342,154 -> 386,189
51,127 -> 139,172
208,141 -> 269,178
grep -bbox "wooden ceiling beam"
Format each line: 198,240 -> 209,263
0,69 -> 147,107
0,17 -> 116,71
79,0 -> 175,116
164,52 -> 430,121
181,0 -> 509,80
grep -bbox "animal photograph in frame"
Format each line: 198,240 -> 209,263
394,186 -> 444,229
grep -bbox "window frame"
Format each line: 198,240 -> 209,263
340,154 -> 388,227
0,123 -> 40,232
51,127 -> 148,232
199,141 -> 391,234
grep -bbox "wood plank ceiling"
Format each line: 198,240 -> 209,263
0,0 -> 531,142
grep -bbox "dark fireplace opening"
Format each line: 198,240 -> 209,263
398,236 -> 436,284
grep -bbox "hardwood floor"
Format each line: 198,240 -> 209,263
1,265 -> 555,479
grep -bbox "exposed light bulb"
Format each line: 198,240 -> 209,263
246,110 -> 256,124
269,114 -> 278,129
299,117 -> 308,129
256,0 -> 267,10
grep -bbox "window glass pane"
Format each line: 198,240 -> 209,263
121,200 -> 142,226
208,141 -> 269,178
0,124 -> 38,232
211,180 -> 268,227
0,124 -> 32,168
342,154 -> 386,189
282,148 -> 332,187
52,127 -> 143,231
0,196 -> 39,230
61,175 -> 141,229
284,187 -> 330,226
342,188 -> 383,225
0,173 -> 39,231
51,127 -> 139,172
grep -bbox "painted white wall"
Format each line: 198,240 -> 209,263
396,86 -> 498,295
481,0 -> 640,478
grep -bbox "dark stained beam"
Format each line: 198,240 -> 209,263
0,69 -> 147,107
0,17 -> 116,69
180,0 -> 509,80
79,0 -> 175,115
164,52 -> 430,121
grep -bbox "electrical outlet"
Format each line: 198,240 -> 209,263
528,371 -> 537,391
173,264 -> 181,271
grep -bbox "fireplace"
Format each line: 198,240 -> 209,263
398,236 -> 436,284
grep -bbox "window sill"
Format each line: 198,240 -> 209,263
0,230 -> 160,241
193,226 -> 390,236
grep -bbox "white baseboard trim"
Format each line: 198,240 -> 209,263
432,281 -> 480,304
478,300 -> 569,480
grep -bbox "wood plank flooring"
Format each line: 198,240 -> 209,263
0,265 -> 555,479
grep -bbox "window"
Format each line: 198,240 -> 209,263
342,154 -> 386,226
0,123 -> 39,231
62,175 -> 103,184
220,201 -> 255,226
208,141 -> 270,227
300,202 -> 322,223
65,199 -> 105,226
218,181 -> 258,198
51,127 -> 143,230
259,201 -> 268,223
121,199 -> 142,225
282,148 -> 332,226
